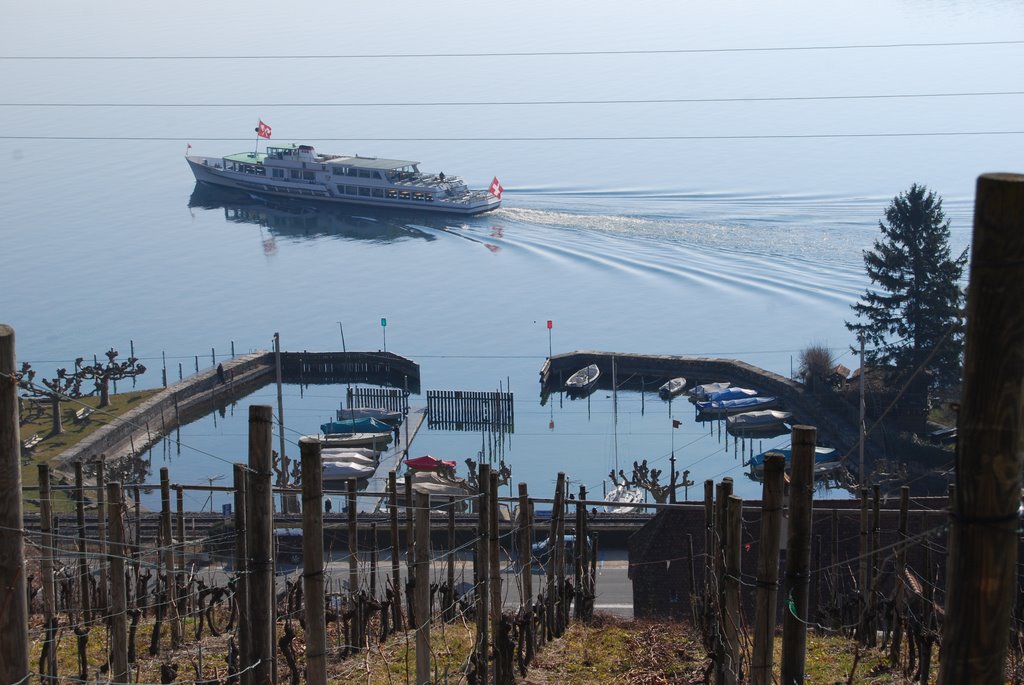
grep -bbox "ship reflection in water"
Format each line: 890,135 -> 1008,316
187,182 -> 475,244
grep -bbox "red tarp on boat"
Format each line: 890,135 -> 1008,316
404,455 -> 457,471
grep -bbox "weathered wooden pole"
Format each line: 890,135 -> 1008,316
574,486 -> 584,620
0,326 -> 29,684
781,425 -> 815,685
108,481 -> 129,684
414,490 -> 432,685
890,485 -> 909,666
96,456 -> 109,615
388,471 -> 403,630
447,495 -> 456,620
547,472 -> 565,639
751,454 -> 785,685
476,463 -> 491,684
75,461 -> 93,626
38,464 -> 58,680
232,463 -> 251,685
300,437 -> 327,685
869,483 -> 880,646
347,478 -> 358,593
518,483 -> 532,639
175,484 -> 186,620
370,523 -> 379,599
246,405 -> 275,685
160,467 -> 182,647
830,508 -> 839,628
857,487 -> 869,644
703,480 -> 714,601
939,173 -> 1024,685
723,495 -> 743,685
488,471 -> 503,683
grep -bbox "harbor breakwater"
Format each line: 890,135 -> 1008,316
53,350 -> 420,472
541,350 -> 884,479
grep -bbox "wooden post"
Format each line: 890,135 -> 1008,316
75,461 -> 92,627
447,495 -> 456,621
723,495 -> 743,685
414,491 -> 432,685
830,508 -> 839,628
518,482 -> 532,642
159,467 -> 181,647
477,463 -> 491,684
300,437 -> 327,685
370,523 -> 378,599
108,481 -> 129,684
703,480 -> 714,601
133,485 -> 141,588
751,454 -> 785,685
0,325 -> 27,679
347,478 -> 358,593
869,483 -> 880,646
175,484 -> 186,621
246,404 -> 275,685
781,425 -> 815,685
574,486 -> 584,620
890,485 -> 909,666
38,464 -> 57,680
96,456 -> 108,615
488,471 -> 502,684
554,474 -> 567,636
939,173 -> 1024,684
232,463 -> 251,685
858,487 -> 869,644
389,471 -> 402,630
547,472 -> 565,641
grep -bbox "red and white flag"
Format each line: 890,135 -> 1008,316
256,120 -> 272,139
489,176 -> 503,199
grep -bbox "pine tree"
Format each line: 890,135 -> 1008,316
846,184 -> 967,395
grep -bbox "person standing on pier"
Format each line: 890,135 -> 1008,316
393,425 -> 401,446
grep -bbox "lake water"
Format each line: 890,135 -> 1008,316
3,0 -> 1022,509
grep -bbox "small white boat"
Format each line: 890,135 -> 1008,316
707,387 -> 758,402
319,432 -> 393,449
658,377 -> 687,399
320,448 -> 380,466
336,407 -> 404,426
689,382 -> 731,400
726,410 -> 793,429
604,483 -> 644,513
323,460 -> 377,481
566,364 -> 600,393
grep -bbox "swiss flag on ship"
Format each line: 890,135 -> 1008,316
489,176 -> 503,199
256,120 -> 272,139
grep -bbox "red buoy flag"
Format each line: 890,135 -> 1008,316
256,120 -> 272,139
547,320 -> 553,329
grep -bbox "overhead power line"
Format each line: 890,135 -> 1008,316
3,91 -> 1021,108
2,131 -> 1022,142
1,39 -> 1021,60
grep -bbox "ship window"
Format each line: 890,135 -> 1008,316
345,185 -> 359,195
413,192 -> 425,201
373,171 -> 382,179
358,187 -> 371,197
302,171 -> 315,181
346,168 -> 358,177
399,191 -> 411,199
358,169 -> 374,178
332,166 -> 349,175
372,188 -> 384,198
386,189 -> 397,198
273,169 -> 284,178
290,170 -> 301,179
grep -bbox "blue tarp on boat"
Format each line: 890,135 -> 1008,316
695,396 -> 778,415
320,417 -> 392,434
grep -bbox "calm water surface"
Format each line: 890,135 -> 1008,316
3,0 -> 1022,507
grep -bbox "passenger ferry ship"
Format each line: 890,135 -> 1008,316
186,143 -> 502,215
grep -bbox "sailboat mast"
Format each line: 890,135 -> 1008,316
612,356 -> 618,473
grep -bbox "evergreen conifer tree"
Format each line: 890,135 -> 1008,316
846,184 -> 967,394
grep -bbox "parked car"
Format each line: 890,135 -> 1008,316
530,534 -> 589,566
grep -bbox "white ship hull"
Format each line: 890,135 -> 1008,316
187,151 -> 500,216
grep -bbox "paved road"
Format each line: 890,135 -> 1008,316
192,547 -> 635,617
